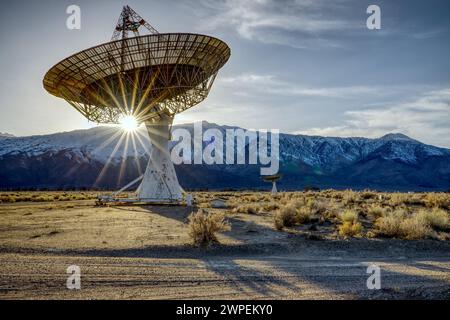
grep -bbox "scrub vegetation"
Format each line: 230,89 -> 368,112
195,190 -> 450,241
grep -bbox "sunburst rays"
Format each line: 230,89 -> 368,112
90,68 -> 154,188
92,126 -> 149,188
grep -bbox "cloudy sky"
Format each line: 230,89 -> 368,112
0,0 -> 449,147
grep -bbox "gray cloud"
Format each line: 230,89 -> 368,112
219,73 -> 383,98
193,0 -> 361,48
296,88 -> 450,148
217,73 -> 436,101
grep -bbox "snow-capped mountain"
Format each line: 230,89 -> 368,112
0,122 -> 449,191
0,126 -> 148,163
0,132 -> 14,138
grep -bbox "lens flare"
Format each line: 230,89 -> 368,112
119,115 -> 138,132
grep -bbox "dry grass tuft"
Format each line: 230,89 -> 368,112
296,206 -> 313,224
338,209 -> 362,237
273,198 -> 318,230
0,195 -> 16,203
375,209 -> 406,237
388,193 -> 408,207
342,190 -> 358,206
261,202 -> 280,212
0,191 -> 98,203
399,215 -> 432,240
305,198 -> 326,215
188,209 -> 230,247
233,204 -> 259,215
423,193 -> 450,209
416,208 -> 449,230
274,204 -> 297,230
340,210 -> 358,223
367,205 -> 386,220
361,191 -> 377,200
338,221 -> 363,238
375,209 -> 433,239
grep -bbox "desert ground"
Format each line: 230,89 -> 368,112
0,190 -> 450,299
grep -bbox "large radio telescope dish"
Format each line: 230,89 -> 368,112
44,6 -> 230,124
43,6 -> 231,202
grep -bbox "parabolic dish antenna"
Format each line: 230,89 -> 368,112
43,5 -> 230,203
262,174 -> 282,195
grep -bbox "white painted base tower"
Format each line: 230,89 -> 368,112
136,114 -> 183,202
271,181 -> 278,195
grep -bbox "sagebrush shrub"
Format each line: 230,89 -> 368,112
340,210 -> 358,223
416,208 -> 449,230
375,209 -> 432,239
261,202 -> 279,212
424,193 -> 450,209
342,190 -> 358,206
399,215 -> 431,240
375,209 -> 406,237
274,204 -> 297,230
388,193 -> 408,207
233,204 -> 259,214
338,221 -> 363,238
188,209 -> 230,247
367,205 -> 385,220
296,206 -> 313,224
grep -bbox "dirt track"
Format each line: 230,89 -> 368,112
1,200 -> 450,299
1,248 -> 450,299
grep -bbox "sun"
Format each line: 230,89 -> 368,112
119,115 -> 139,132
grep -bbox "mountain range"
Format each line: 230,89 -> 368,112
1,122 -> 449,191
